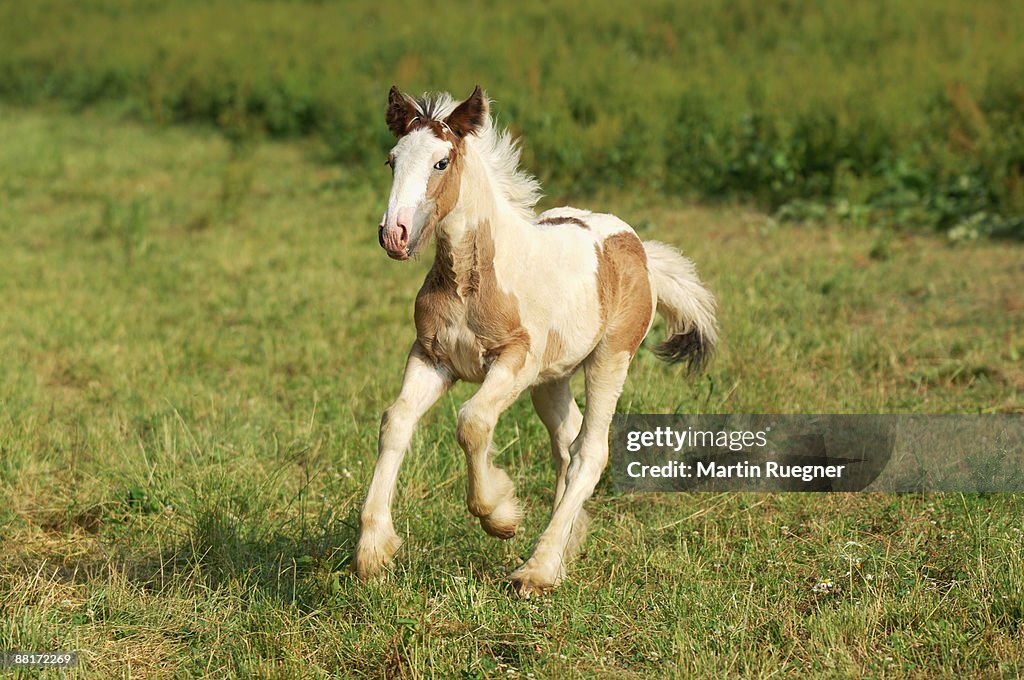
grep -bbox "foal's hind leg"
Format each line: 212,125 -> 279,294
354,342 -> 453,579
511,347 -> 631,594
530,378 -> 583,506
530,378 -> 590,555
458,354 -> 534,539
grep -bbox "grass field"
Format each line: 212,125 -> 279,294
1,104 -> 1022,677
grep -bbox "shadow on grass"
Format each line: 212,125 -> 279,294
174,501 -> 358,603
32,499 -> 362,614
19,473 -> 557,618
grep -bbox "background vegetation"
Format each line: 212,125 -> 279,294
1,0 -> 1022,238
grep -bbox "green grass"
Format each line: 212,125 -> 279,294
1,0 -> 1023,236
1,105 -> 1023,678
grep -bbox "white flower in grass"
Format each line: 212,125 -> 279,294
812,579 -> 834,594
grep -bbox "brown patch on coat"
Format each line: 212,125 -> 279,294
540,216 -> 589,229
594,232 -> 653,355
542,328 -> 568,367
538,216 -> 589,229
416,139 -> 462,250
465,220 -> 531,371
414,219 -> 530,377
414,264 -> 466,367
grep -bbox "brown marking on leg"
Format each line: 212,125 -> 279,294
539,216 -> 589,229
456,411 -> 491,455
594,232 -> 653,356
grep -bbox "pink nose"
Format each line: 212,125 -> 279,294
380,207 -> 414,259
380,223 -> 408,250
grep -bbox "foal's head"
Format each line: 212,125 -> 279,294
378,86 -> 487,260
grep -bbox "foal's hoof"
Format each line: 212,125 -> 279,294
352,530 -> 402,580
510,576 -> 554,597
479,496 -> 522,540
509,561 -> 559,597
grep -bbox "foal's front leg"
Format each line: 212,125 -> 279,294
354,342 -> 454,579
457,352 -> 534,539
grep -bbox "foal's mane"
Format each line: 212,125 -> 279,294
411,92 -> 542,221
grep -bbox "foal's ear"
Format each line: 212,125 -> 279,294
445,85 -> 487,137
386,85 -> 418,137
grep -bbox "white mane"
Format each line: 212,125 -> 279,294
412,92 -> 542,221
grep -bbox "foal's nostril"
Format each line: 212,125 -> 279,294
378,226 -> 386,248
398,224 -> 409,245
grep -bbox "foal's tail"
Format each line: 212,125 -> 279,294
643,240 -> 718,374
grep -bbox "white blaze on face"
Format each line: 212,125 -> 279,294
379,128 -> 454,260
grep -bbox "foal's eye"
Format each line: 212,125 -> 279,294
434,158 -> 449,171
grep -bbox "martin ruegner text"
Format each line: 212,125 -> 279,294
626,460 -> 846,482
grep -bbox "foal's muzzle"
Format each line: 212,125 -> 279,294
379,206 -> 415,260
379,224 -> 409,260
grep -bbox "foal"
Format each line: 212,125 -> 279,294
355,86 -> 718,594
